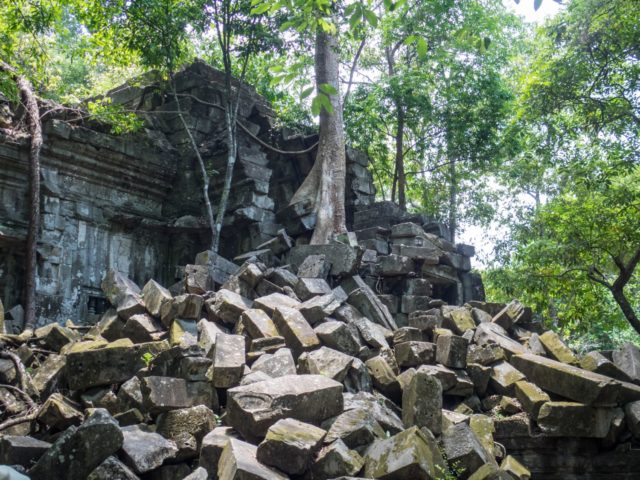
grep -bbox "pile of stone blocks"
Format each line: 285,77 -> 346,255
0,242 -> 639,479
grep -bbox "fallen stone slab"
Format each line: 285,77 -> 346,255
437,334 -> 468,369
210,333 -> 246,388
443,306 -> 476,335
66,339 -> 169,390
366,354 -> 401,401
491,300 -> 528,330
141,279 -> 172,318
206,289 -> 253,325
251,347 -> 296,378
341,275 -> 397,330
257,418 -> 326,475
510,353 -> 623,405
613,342 -> 640,384
343,392 -> 404,435
624,400 -> 640,439
536,401 -> 615,438
37,392 -> 83,430
395,341 -> 436,367
364,426 -> 445,480
217,438 -> 287,480
402,368 -> 443,434
31,353 -> 66,397
169,318 -> 198,347
29,409 -> 123,480
538,331 -> 578,365
120,425 -> 178,474
272,306 -> 320,357
226,374 -> 343,442
141,376 -> 216,414
490,361 -> 526,396
253,292 -> 300,315
514,380 -> 550,419
580,351 -> 634,383
295,277 -> 332,301
0,435 -> 51,468
474,323 -> 528,357
199,427 -> 239,479
122,314 -> 164,343
312,439 -> 364,479
155,405 -> 217,460
324,408 -> 385,450
441,422 -> 496,479
289,244 -> 363,276
239,309 -> 279,339
298,346 -> 355,383
87,456 -> 140,480
315,320 -> 363,357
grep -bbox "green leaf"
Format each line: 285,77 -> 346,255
349,12 -> 361,29
250,3 -> 270,14
484,37 -> 491,50
416,37 -> 428,58
311,96 -> 321,116
300,86 -> 314,99
404,35 -> 417,45
534,0 -> 542,10
319,83 -> 337,95
317,93 -> 334,114
363,9 -> 378,27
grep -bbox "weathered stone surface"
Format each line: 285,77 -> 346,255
161,294 -> 203,325
218,438 -> 287,480
272,306 -> 320,357
289,244 -> 362,276
624,400 -> 640,439
169,318 -> 198,347
88,456 -> 140,480
474,323 -> 528,356
31,353 -> 66,396
227,374 -> 343,442
580,351 -> 634,383
66,339 -> 169,390
443,306 -> 476,335
402,369 -> 442,434
210,333 -> 246,388
297,254 -> 331,278
352,317 -> 390,350
198,319 -> 224,357
324,408 -> 385,450
612,342 -> 640,384
501,455 -> 531,480
315,320 -> 362,357
0,435 -> 51,468
514,380 -> 550,419
536,402 -> 614,438
538,331 -> 578,365
490,361 -> 526,396
436,334 -> 468,369
253,292 -> 300,315
141,280 -> 172,318
365,355 -> 401,400
395,341 -> 436,367
469,414 -> 496,459
298,346 -> 355,383
299,289 -> 346,325
239,309 -> 279,339
312,439 -> 364,479
441,422 -> 496,479
467,343 -> 505,366
257,418 -> 326,475
344,392 -> 404,435
141,376 -> 216,414
408,310 -> 442,333
295,277 -> 332,301
341,275 -> 397,330
467,363 -> 491,396
95,309 -> 126,342
207,289 -> 253,325
120,425 -> 178,474
251,347 -> 296,378
156,405 -> 217,460
37,393 -> 84,430
364,426 -> 445,480
29,409 -> 123,480
199,427 -> 239,479
34,323 -> 79,352
491,300 -> 528,330
510,353 -> 624,405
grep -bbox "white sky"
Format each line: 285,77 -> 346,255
459,1 -> 563,269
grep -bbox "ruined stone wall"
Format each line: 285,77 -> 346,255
0,62 -> 376,327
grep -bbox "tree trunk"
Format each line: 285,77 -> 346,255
212,101 -> 237,254
0,63 -> 42,334
170,81 -> 216,250
395,104 -> 406,210
448,156 -> 457,244
290,26 -> 346,244
611,286 -> 640,335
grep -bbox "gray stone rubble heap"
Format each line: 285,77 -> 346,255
0,221 -> 639,479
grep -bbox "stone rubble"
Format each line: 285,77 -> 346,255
0,221 -> 639,479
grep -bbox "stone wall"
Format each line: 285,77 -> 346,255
0,61 -> 376,327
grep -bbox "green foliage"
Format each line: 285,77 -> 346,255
141,352 -> 155,367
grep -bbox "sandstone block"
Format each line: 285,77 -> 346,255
402,369 -> 443,434
436,334 -> 468,369
210,333 -> 246,388
120,425 -> 178,474
272,306 -> 320,357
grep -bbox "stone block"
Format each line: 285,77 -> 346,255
87,456 -> 139,480
537,401 -> 614,438
436,334 -> 468,369
253,292 -> 300,315
141,280 -> 172,318
580,351 -> 634,383
0,435 -> 51,468
324,408 -> 385,450
122,314 -> 164,343
402,369 -> 443,434
315,320 -> 362,357
538,331 -> 578,364
296,254 -> 331,278
155,405 -> 217,460
206,289 -> 253,325
340,275 -> 397,330
226,374 -> 343,442
510,353 -> 622,405
311,439 -> 364,479
210,333 -> 246,388
169,318 -> 197,347
491,300 -> 528,330
467,344 -> 505,366
395,341 -> 436,367
295,277 -> 332,301
29,409 -> 123,480
514,380 -> 550,419
364,426 -> 445,480
272,306 -> 320,357
443,306 -> 476,335
288,244 -> 363,276
251,348 -> 296,378
120,425 -> 178,474
299,288 -> 347,325
489,361 -> 526,396
474,323 -> 529,356
613,342 -> 640,383
625,400 -> 640,439
141,376 -> 216,414
298,346 -> 355,383
257,418 -> 326,475
441,422 -> 496,479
